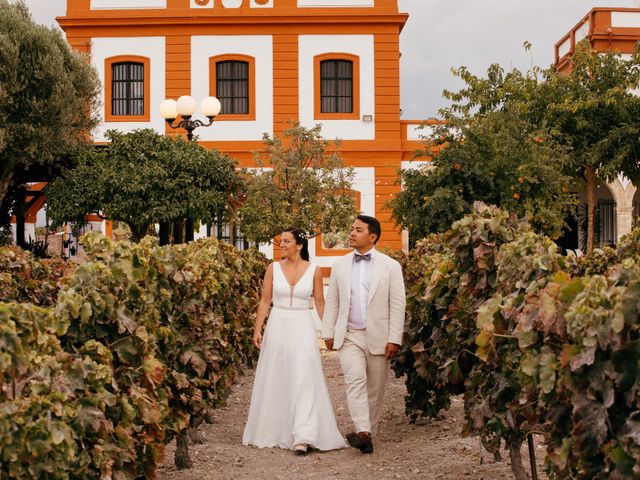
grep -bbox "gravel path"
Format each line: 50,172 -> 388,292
157,351 -> 546,480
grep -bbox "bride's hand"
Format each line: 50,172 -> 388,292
252,330 -> 262,349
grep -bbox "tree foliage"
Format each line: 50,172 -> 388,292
391,111 -> 575,242
238,123 -> 357,244
45,129 -> 241,242
393,42 -> 640,251
0,0 -> 99,224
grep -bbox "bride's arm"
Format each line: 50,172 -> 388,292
253,263 -> 274,349
312,267 -> 325,320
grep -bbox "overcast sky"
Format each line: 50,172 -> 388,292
22,0 -> 640,119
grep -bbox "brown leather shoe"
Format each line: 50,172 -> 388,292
346,431 -> 373,454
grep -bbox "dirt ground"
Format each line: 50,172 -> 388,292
157,351 -> 547,480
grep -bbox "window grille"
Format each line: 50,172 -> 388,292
216,61 -> 249,115
597,198 -> 616,246
320,59 -> 353,113
111,62 -> 145,116
210,215 -> 251,251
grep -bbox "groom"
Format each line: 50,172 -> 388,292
322,215 -> 406,454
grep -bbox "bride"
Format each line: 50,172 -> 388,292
242,228 -> 346,455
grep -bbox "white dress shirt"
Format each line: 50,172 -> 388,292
347,248 -> 375,330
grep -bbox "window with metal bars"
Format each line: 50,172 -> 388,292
209,214 -> 251,251
216,61 -> 249,115
597,198 -> 617,246
320,59 -> 353,113
111,62 -> 145,117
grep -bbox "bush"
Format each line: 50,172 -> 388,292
0,246 -> 69,305
1,233 -> 267,478
394,204 -> 640,479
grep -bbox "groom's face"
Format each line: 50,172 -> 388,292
348,219 -> 376,250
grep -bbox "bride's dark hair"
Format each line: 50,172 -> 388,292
283,228 -> 310,261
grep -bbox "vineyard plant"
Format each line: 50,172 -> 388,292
0,234 -> 266,478
394,202 -> 640,479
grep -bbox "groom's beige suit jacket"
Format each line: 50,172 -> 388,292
321,250 -> 406,355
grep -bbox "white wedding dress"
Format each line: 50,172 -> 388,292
242,262 -> 346,451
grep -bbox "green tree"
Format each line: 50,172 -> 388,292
0,0 -> 99,224
429,41 -> 640,252
238,123 -> 357,244
45,129 -> 241,242
391,109 -> 576,243
537,42 -> 640,252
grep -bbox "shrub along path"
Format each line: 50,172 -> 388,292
157,351 -> 546,480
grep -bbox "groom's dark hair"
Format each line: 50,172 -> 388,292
356,215 -> 381,244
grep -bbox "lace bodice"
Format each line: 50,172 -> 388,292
272,262 -> 316,309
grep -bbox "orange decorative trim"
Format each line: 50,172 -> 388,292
209,54 -> 256,121
316,190 -> 361,256
104,55 -> 150,122
314,53 -> 360,121
255,0 -> 270,4
195,0 -> 210,5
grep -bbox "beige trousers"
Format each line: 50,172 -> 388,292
338,329 -> 389,435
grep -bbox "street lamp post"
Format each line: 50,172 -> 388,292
159,95 -> 222,243
160,95 -> 221,141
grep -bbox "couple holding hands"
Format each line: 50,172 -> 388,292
242,215 -> 406,455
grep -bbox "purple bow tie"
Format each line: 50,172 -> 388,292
354,253 -> 372,263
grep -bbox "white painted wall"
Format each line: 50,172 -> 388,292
299,35 -> 375,140
10,223 -> 36,244
191,35 -> 274,141
91,37 -> 166,142
407,124 -> 434,140
298,0 -> 373,6
91,0 -> 166,9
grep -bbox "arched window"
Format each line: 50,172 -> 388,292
209,55 -> 256,120
314,53 -> 360,120
105,55 -> 150,122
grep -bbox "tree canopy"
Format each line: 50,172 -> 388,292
0,0 -> 100,225
45,129 -> 241,241
237,123 -> 357,244
393,41 -> 640,251
391,110 -> 575,242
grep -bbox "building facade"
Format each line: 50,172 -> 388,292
556,7 -> 640,250
56,0 -> 426,268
